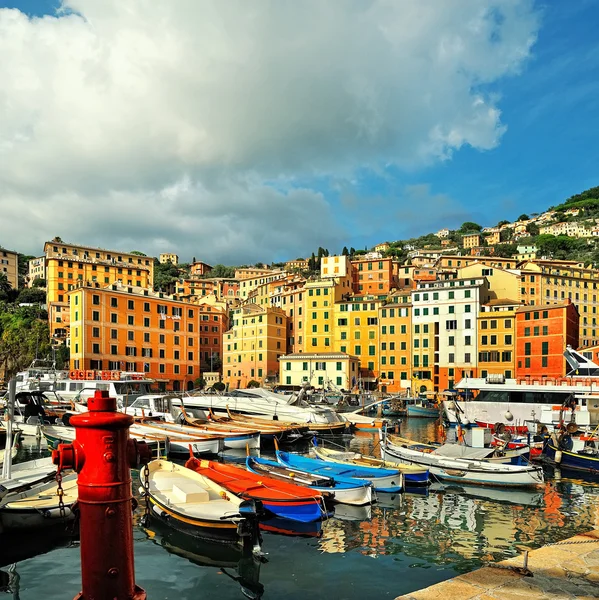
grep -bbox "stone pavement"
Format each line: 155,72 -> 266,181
396,529 -> 599,600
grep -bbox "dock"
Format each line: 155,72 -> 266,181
396,529 -> 599,600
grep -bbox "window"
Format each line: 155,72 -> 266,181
448,306 -> 455,314
464,305 -> 471,313
111,297 -> 118,308
446,320 -> 457,330
524,342 -> 531,356
92,295 -> 100,305
128,315 -> 134,326
354,345 -> 361,355
92,311 -> 100,322
448,353 -> 455,363
505,334 -> 512,345
448,336 -> 455,346
541,341 -> 549,355
92,327 -> 100,337
542,356 -> 548,367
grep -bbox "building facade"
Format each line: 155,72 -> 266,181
0,247 -> 18,289
27,257 -> 46,288
159,253 -> 179,264
279,352 -> 359,389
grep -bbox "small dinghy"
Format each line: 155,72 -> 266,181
185,458 -> 325,523
140,460 -> 262,550
246,455 -> 373,506
0,474 -> 78,532
312,444 -> 429,486
380,431 -> 544,488
0,457 -> 57,500
277,449 -> 403,493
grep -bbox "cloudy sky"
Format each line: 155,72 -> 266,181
0,1 -> 598,264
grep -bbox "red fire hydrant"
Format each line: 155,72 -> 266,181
52,390 -> 151,600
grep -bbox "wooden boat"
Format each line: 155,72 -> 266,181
0,473 -> 78,532
135,419 -> 259,450
185,458 -> 325,522
406,398 -> 440,418
140,459 -> 262,549
312,445 -> 429,486
276,449 -> 403,493
389,435 -> 530,464
246,455 -> 373,506
380,432 -> 544,488
207,409 -> 309,443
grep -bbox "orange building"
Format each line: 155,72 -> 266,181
196,299 -> 228,372
515,302 -> 579,379
44,240 -> 154,342
351,257 -> 396,295
190,260 -> 212,277
68,282 -> 201,391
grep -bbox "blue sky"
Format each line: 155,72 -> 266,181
0,1 -> 598,263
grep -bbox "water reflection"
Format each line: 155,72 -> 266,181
142,517 -> 266,599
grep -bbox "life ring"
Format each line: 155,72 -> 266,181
85,370 -> 95,380
111,371 -> 120,380
76,370 -> 85,380
69,370 -> 78,379
101,371 -> 112,381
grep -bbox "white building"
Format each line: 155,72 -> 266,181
539,222 -> 591,238
321,255 -> 350,279
436,228 -> 450,238
411,277 -> 489,392
27,256 -> 46,287
278,352 -> 360,389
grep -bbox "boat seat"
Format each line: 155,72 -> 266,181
151,472 -> 188,492
171,480 -> 210,504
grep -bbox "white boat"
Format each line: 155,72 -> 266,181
130,424 -> 224,456
0,457 -> 57,500
380,432 -> 544,488
181,387 -> 347,427
141,459 -> 261,550
0,474 -> 78,532
443,347 -> 599,431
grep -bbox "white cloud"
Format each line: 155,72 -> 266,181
0,1 -> 539,260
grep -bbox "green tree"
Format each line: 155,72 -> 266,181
497,220 -> 510,227
205,264 -> 236,279
342,246 -> 349,256
0,273 -> 11,296
129,250 -> 147,256
517,214 -> 530,221
213,381 -> 226,392
459,222 -> 482,233
526,222 -> 540,236
247,380 -> 260,388
194,377 -> 207,390
32,278 -> 46,288
16,288 -> 46,304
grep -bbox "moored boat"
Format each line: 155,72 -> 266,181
185,458 -> 325,523
542,430 -> 599,474
246,455 -> 373,506
277,449 -> 403,493
380,432 -> 544,488
312,445 -> 429,486
140,459 -> 262,550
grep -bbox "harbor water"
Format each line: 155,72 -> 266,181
3,419 -> 599,599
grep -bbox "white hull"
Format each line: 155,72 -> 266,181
381,440 -> 543,488
318,483 -> 373,506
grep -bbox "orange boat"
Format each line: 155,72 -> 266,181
185,458 -> 326,523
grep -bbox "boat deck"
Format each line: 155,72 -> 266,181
395,529 -> 599,599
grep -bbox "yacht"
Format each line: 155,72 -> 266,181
179,387 -> 348,426
442,347 -> 599,431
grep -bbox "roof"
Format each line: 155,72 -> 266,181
43,240 -> 151,260
280,353 -> 358,361
485,298 -> 521,307
515,301 -> 576,314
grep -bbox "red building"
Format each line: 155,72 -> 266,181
515,301 -> 579,379
351,257 -> 397,295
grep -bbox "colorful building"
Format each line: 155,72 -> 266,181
462,233 -> 481,249
223,304 -> 287,389
27,256 -> 46,288
514,302 -> 579,379
68,282 -> 201,391
189,260 -> 212,277
350,257 -> 397,295
196,297 -> 228,372
159,253 -> 179,265
44,240 -> 154,341
0,246 -> 18,289
477,300 -> 518,379
321,255 -> 350,279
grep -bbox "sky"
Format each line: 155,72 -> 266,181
0,1 -> 598,265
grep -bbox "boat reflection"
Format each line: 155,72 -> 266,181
142,516 -> 266,599
260,516 -> 323,538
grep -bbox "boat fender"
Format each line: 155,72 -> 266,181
504,411 -> 513,422
554,450 -> 563,464
152,504 -> 168,519
43,507 -> 73,519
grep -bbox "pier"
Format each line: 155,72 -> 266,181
396,529 -> 599,600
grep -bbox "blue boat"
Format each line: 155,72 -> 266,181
544,442 -> 599,474
276,450 -> 403,493
246,456 -> 374,506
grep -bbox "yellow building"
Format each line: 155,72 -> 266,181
477,300 -> 518,379
378,292 -> 412,393
44,240 -> 154,341
223,304 -> 287,389
484,230 -> 501,246
238,270 -> 286,300
68,281 -> 200,391
462,233 -> 481,249
279,352 -> 359,389
159,253 -> 179,265
0,246 -> 18,289
456,263 -> 521,302
285,258 -> 309,271
278,285 -> 306,354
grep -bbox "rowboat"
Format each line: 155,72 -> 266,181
312,445 -> 429,486
0,457 -> 58,500
542,430 -> 599,474
140,459 -> 262,550
246,455 -> 373,506
131,424 -> 224,456
185,458 -> 325,522
380,432 -> 544,488
134,419 -> 260,450
0,473 -> 78,532
277,449 -> 403,493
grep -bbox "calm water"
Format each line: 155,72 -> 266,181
3,420 -> 599,599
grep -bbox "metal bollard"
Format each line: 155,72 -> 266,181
52,390 -> 151,600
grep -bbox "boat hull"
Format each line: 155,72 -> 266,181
544,443 -> 599,473
407,406 -> 439,418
